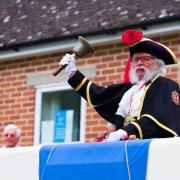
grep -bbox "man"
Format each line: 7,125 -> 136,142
2,124 -> 21,148
59,30 -> 180,141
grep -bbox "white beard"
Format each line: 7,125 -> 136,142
129,63 -> 160,84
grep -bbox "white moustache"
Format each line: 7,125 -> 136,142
130,66 -> 155,84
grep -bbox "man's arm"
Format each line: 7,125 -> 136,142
122,116 -> 173,139
108,77 -> 180,141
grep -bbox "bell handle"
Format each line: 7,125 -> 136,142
52,53 -> 76,76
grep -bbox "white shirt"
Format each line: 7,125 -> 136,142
116,81 -> 146,117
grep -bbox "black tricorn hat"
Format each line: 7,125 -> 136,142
122,30 -> 177,65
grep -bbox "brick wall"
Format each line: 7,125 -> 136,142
0,32 -> 179,146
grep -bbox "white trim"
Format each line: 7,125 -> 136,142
34,89 -> 42,145
0,21 -> 180,60
35,81 -> 69,92
33,82 -> 86,145
80,98 -> 86,142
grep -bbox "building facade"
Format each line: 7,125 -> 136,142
0,31 -> 179,146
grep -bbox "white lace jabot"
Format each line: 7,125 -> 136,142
116,81 -> 146,118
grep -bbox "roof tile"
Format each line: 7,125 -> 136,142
0,0 -> 179,48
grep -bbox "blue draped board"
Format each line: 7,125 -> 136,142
39,140 -> 151,180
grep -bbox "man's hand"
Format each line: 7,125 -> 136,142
59,53 -> 77,75
107,129 -> 128,141
128,135 -> 138,140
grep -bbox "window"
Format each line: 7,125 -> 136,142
34,82 -> 86,145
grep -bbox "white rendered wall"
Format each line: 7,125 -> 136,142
0,146 -> 41,180
146,138 -> 180,180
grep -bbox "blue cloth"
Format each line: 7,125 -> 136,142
39,140 -> 151,180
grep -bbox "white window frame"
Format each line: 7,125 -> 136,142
33,81 -> 86,145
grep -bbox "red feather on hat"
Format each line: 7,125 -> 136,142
121,30 -> 143,83
123,58 -> 131,83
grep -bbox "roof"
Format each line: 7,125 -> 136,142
0,0 -> 180,49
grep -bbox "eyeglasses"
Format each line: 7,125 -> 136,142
131,56 -> 155,63
4,133 -> 15,138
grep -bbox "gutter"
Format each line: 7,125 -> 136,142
0,21 -> 180,61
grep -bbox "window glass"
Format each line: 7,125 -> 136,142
40,89 -> 81,144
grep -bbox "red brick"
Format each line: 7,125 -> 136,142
101,56 -> 114,62
16,109 -> 28,114
5,110 -> 15,115
0,83 -> 11,88
97,63 -> 107,69
11,92 -> 22,97
102,69 -> 115,75
109,49 -> 121,54
87,58 -> 100,64
94,51 -> 108,56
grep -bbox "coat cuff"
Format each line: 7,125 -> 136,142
68,70 -> 86,90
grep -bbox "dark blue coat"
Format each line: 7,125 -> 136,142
68,70 -> 180,139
